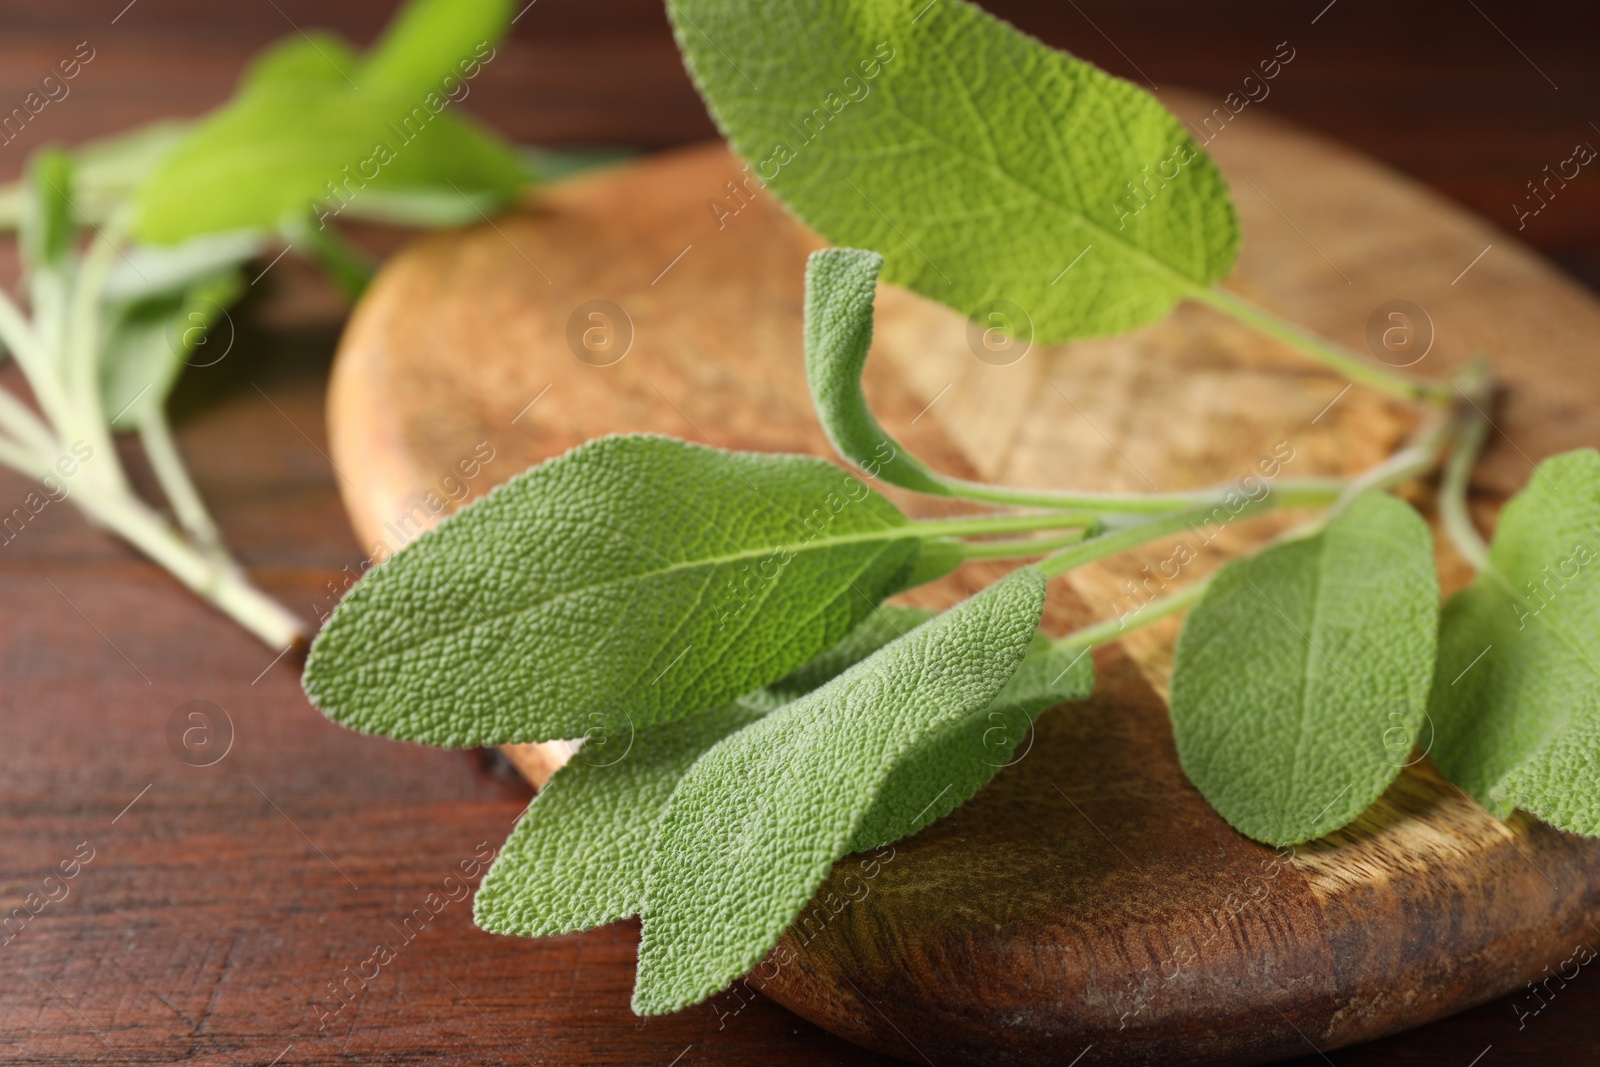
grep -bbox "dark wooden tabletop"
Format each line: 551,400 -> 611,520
0,2 -> 1596,1064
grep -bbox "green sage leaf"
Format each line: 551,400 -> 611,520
22,149 -> 74,274
474,605 -> 932,938
100,271 -> 245,431
1170,493 -> 1439,845
1429,449 -> 1600,832
240,32 -> 361,89
303,434 -> 924,748
132,83 -> 526,243
669,0 -> 1239,341
362,0 -> 510,92
805,247 -> 948,494
633,567 -> 1047,1015
850,631 -> 1093,851
132,0 -> 525,245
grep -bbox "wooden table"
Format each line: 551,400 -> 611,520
1,2 -> 1596,1064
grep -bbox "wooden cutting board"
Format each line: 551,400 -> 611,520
325,93 -> 1600,1066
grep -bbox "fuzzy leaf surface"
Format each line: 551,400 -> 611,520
1170,493 -> 1439,845
1429,449 -> 1600,832
849,631 -> 1094,851
633,568 -> 1046,1015
805,247 -> 948,493
669,0 -> 1239,341
473,605 -> 932,938
303,435 -> 922,748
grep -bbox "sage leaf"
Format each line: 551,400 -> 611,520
303,435 -> 924,748
22,149 -> 74,274
132,0 -> 525,245
850,632 -> 1094,851
132,83 -> 526,243
476,704 -> 764,939
474,605 -> 932,938
805,247 -> 948,494
1170,493 -> 1439,845
633,567 -> 1047,1015
669,0 -> 1239,341
759,602 -> 935,706
1430,449 -> 1600,832
362,0 -> 510,92
102,231 -> 264,303
101,271 -> 245,431
240,32 -> 362,89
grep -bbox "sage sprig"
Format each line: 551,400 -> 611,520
0,0 -> 543,647
297,0 -> 1600,1020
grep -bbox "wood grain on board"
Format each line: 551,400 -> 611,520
325,94 -> 1600,1066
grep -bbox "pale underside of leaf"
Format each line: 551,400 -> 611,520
633,567 -> 1047,1015
1170,493 -> 1438,845
668,0 -> 1239,342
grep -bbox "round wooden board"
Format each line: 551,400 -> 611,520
326,93 -> 1600,1066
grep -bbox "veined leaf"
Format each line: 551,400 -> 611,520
668,0 -> 1239,341
132,83 -> 526,243
633,568 -> 1047,1015
362,0 -> 510,92
1430,449 -> 1600,832
476,703 -> 764,938
1170,493 -> 1439,845
132,0 -> 526,246
850,631 -> 1093,851
760,602 -> 935,705
805,247 -> 948,493
474,605 -> 932,938
475,601 -> 1092,941
303,435 -> 924,748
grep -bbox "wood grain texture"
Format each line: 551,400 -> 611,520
3,3 -> 1600,1065
324,98 -> 1600,1065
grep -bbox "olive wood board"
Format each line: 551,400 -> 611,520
325,93 -> 1600,1066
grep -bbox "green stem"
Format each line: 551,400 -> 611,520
0,386 -> 63,459
935,473 -> 1346,515
66,219 -> 132,494
1439,372 -> 1494,572
279,213 -> 375,302
1036,495 -> 1279,578
1193,284 -> 1451,406
0,434 -> 43,475
953,528 -> 1091,561
72,486 -> 306,649
138,411 -> 229,559
910,511 -> 1102,540
1336,417 -> 1451,508
0,286 -> 78,445
1052,575 -> 1213,651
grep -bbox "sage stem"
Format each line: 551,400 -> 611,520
1193,284 -> 1451,406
